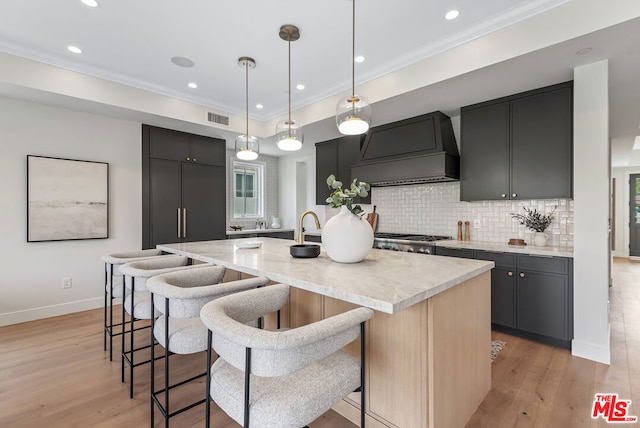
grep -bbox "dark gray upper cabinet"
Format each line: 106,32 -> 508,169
510,87 -> 573,199
148,126 -> 225,166
460,82 -> 573,201
142,125 -> 226,249
460,103 -> 510,201
315,136 -> 371,205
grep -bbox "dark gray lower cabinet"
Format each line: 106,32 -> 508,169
226,231 -> 294,240
304,234 -> 322,243
515,254 -> 573,345
475,251 -> 517,329
434,247 -> 474,258
260,231 -> 294,240
434,247 -> 573,348
516,270 -> 569,340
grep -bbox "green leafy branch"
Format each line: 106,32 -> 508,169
325,174 -> 370,216
511,206 -> 557,232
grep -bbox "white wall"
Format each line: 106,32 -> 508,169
0,97 -> 142,326
278,152 -> 324,235
572,60 -> 611,364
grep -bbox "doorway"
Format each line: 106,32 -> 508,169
629,174 -> 640,257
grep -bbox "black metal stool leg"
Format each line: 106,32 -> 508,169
129,278 -> 135,399
205,330 -> 212,428
103,263 -> 108,352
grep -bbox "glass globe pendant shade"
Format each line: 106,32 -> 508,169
336,95 -> 371,135
235,134 -> 259,160
276,119 -> 304,151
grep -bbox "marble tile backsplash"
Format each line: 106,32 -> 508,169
356,181 -> 573,247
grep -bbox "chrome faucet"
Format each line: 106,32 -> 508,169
296,210 -> 321,245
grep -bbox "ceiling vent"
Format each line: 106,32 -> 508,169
207,111 -> 229,126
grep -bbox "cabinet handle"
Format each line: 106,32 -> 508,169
508,271 -> 513,277
177,208 -> 181,238
501,193 -> 506,198
186,157 -> 190,161
512,193 -> 517,198
193,158 -> 197,162
183,208 -> 187,238
519,272 -> 525,278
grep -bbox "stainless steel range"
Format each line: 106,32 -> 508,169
373,232 -> 451,255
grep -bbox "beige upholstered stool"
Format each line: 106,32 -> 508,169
119,255 -> 210,398
200,284 -> 373,428
147,266 -> 270,427
101,249 -> 164,361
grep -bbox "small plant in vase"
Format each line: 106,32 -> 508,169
322,174 -> 373,263
325,174 -> 370,216
511,206 -> 557,246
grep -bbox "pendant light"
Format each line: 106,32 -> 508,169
276,25 -> 303,151
235,57 -> 259,161
336,0 -> 371,135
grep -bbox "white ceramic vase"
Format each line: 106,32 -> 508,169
321,206 -> 374,263
533,232 -> 548,246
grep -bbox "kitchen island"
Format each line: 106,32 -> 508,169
158,238 -> 494,428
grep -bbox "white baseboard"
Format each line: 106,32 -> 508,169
0,297 -> 104,327
572,327 -> 611,365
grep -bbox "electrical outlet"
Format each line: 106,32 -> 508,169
62,277 -> 72,289
473,219 -> 481,228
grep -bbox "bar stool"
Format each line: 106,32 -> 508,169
147,266 -> 270,427
101,249 -> 164,361
119,255 -> 209,398
200,284 -> 373,428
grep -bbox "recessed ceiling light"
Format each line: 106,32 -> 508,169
68,46 -> 82,54
256,104 -> 264,109
81,0 -> 98,7
188,82 -> 197,89
354,56 -> 365,63
576,47 -> 593,56
445,10 -> 459,20
170,56 -> 195,68
296,84 -> 305,90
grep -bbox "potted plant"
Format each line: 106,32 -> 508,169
321,174 -> 374,263
511,206 -> 556,246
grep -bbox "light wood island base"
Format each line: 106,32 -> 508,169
158,239 -> 494,428
287,271 -> 491,428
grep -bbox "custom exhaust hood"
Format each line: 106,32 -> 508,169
351,111 -> 459,186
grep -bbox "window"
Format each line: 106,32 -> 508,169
232,161 -> 264,218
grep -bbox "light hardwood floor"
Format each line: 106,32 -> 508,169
0,258 -> 638,427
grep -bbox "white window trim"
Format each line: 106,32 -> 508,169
231,160 -> 265,219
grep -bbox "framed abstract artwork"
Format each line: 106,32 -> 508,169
27,155 -> 109,242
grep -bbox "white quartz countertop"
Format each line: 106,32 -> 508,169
434,240 -> 574,258
226,228 -> 294,235
158,237 -> 493,314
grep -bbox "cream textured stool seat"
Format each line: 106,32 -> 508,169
101,249 -> 165,361
200,283 -> 373,428
119,255 -> 210,398
147,266 -> 270,428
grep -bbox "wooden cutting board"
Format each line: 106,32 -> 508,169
366,205 -> 378,232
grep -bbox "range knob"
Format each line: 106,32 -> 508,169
407,247 -> 415,253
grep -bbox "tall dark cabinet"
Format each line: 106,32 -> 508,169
142,125 -> 226,249
460,81 -> 573,201
315,135 -> 371,205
